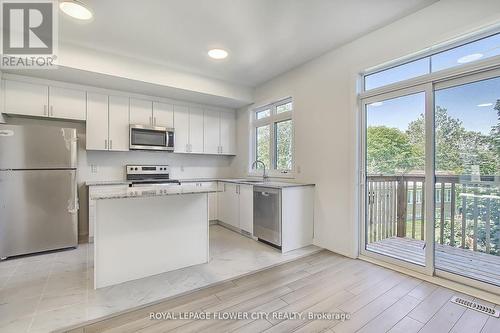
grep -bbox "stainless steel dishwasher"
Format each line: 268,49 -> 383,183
253,186 -> 281,249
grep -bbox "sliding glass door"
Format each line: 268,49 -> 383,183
361,85 -> 432,272
433,74 -> 500,287
361,68 -> 500,289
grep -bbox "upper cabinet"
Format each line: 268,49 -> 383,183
2,77 -> 236,156
173,105 -> 204,153
108,96 -> 130,151
129,98 -> 152,126
129,98 -> 174,128
4,80 -> 48,117
203,110 -> 236,155
204,110 -> 220,154
3,80 -> 86,121
219,111 -> 236,155
173,105 -> 189,153
86,93 -> 109,151
153,102 -> 173,128
189,107 -> 204,154
86,93 -> 129,151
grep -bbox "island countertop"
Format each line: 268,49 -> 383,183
89,184 -> 218,200
86,178 -> 315,189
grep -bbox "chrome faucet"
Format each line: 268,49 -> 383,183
251,160 -> 268,182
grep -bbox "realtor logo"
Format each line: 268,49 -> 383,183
1,0 -> 58,68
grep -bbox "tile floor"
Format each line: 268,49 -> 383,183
0,225 -> 320,333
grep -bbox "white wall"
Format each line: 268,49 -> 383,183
4,116 -> 236,239
232,0 -> 500,258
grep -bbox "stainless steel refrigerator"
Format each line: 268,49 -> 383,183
0,124 -> 78,259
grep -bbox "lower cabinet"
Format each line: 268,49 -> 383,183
217,182 -> 253,234
218,182 -> 239,228
238,185 -> 253,234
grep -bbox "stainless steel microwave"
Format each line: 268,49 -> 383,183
129,125 -> 174,151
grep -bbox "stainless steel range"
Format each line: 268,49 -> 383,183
126,165 -> 180,186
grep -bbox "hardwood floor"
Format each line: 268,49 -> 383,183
64,250 -> 500,333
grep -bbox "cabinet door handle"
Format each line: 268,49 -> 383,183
50,105 -> 54,116
104,139 -> 108,150
110,140 -> 113,150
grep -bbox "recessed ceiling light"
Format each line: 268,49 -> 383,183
370,102 -> 383,107
208,49 -> 228,60
477,103 -> 493,107
60,0 -> 93,20
457,53 -> 483,64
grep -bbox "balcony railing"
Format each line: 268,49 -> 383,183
367,174 -> 500,255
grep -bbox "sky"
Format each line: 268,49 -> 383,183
366,33 -> 500,134
367,76 -> 499,134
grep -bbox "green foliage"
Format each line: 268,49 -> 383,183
276,120 -> 293,170
366,126 -> 418,174
369,104 -> 500,175
256,120 -> 293,171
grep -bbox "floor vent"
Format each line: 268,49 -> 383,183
451,296 -> 500,318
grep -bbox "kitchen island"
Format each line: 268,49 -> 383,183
90,184 -> 217,288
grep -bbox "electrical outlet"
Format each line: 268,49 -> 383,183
91,165 -> 98,173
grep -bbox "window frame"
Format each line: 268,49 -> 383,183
250,97 -> 294,177
361,28 -> 500,95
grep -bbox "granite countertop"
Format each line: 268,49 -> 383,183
90,184 -> 217,200
86,178 -> 315,189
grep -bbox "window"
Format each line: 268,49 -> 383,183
435,188 -> 442,203
444,189 -> 452,203
364,32 -> 500,91
252,98 -> 293,174
416,189 -> 422,204
255,125 -> 270,169
256,109 -> 270,119
407,191 -> 414,205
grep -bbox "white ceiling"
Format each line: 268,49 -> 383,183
59,0 -> 438,87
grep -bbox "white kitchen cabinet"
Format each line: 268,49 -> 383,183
203,110 -> 220,154
108,96 -> 130,151
86,93 -> 109,150
4,80 -> 48,117
153,102 -> 173,127
203,110 -> 236,155
217,182 -> 253,232
4,80 -> 86,121
49,86 -> 86,120
129,98 -> 152,125
173,105 -> 204,153
218,182 -> 239,229
86,93 -> 129,151
209,192 -> 218,221
174,105 -> 189,152
220,111 -> 236,155
189,107 -> 204,153
238,184 -> 253,234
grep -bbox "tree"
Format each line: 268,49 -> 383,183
366,126 -> 417,174
407,106 -> 466,174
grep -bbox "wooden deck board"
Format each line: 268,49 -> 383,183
367,237 -> 500,286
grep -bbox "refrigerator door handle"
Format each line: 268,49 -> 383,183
67,172 -> 79,214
